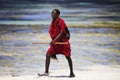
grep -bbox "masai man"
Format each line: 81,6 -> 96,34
38,9 -> 75,77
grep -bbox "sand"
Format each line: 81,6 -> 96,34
0,65 -> 120,80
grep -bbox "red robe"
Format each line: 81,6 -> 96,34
47,17 -> 71,57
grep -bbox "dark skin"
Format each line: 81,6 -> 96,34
44,10 -> 75,77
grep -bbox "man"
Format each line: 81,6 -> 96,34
38,9 -> 75,77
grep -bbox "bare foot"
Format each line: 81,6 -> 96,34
69,73 -> 75,77
38,73 -> 49,76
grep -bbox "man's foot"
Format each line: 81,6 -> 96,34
38,73 -> 49,77
69,73 -> 75,77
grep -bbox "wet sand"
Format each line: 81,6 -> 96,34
0,65 -> 120,80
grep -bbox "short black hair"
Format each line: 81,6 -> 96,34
52,9 -> 60,15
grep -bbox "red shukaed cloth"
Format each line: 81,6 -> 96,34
47,17 -> 71,57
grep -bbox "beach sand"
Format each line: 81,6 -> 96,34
0,65 -> 120,80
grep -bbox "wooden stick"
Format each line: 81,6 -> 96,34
32,42 -> 68,44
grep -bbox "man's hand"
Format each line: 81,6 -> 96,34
50,40 -> 55,46
50,30 -> 64,46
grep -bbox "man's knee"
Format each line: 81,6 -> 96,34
46,53 -> 51,58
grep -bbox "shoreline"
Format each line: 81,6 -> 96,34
0,65 -> 120,80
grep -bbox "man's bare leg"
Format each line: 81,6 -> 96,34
66,56 -> 75,77
38,54 -> 50,76
45,54 -> 51,74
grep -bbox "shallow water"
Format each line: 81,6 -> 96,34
0,25 -> 120,76
0,2 -> 120,25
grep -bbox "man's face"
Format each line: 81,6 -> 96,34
51,10 -> 59,20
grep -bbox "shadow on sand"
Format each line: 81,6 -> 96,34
50,75 -> 69,78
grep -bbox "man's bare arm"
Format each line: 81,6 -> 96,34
50,30 -> 64,45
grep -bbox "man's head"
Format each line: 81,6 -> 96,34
51,9 -> 60,20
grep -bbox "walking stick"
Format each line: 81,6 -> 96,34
32,42 -> 68,44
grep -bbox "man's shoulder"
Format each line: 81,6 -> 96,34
59,18 -> 64,20
59,18 -> 65,23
